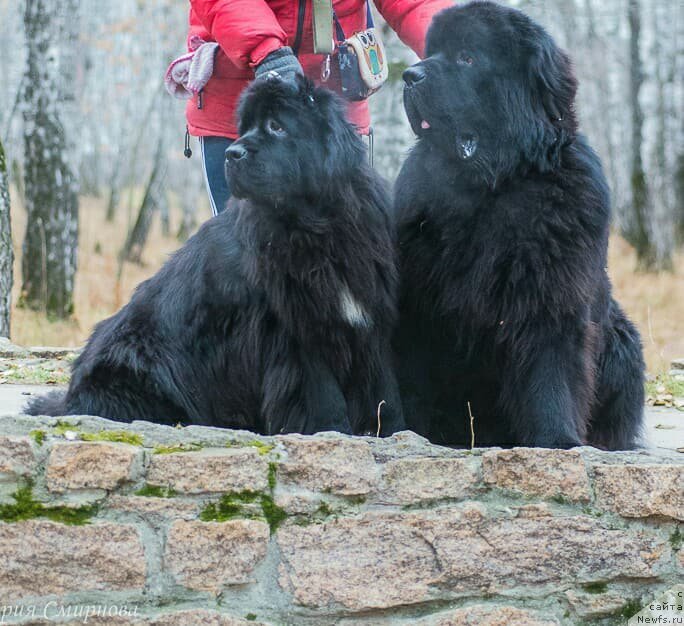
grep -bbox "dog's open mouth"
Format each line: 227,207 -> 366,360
403,90 -> 433,136
404,90 -> 479,160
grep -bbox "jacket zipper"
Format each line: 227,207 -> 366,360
292,0 -> 306,57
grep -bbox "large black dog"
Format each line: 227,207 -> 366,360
28,76 -> 404,436
395,1 -> 644,449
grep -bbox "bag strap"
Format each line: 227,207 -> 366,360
313,0 -> 334,54
366,1 -> 374,29
333,0 -> 374,43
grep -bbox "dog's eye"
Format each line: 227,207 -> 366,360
457,52 -> 474,66
267,119 -> 286,136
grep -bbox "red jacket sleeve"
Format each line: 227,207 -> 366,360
188,7 -> 211,50
374,0 -> 453,58
189,0 -> 287,70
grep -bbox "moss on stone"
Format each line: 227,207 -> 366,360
200,500 -> 242,523
581,505 -> 604,518
267,462 -> 278,491
260,493 -> 287,533
228,438 -> 275,456
317,502 -> 333,517
646,374 -> 684,399
670,526 -> 682,550
48,425 -> 143,446
233,491 -> 260,503
135,484 -> 178,498
153,442 -> 203,454
200,489 -> 286,533
80,430 -> 143,446
200,490 -> 261,523
53,420 -> 80,436
291,502 -> 335,527
582,581 -> 608,594
0,483 -> 96,525
550,494 -> 570,505
620,598 -> 643,619
345,495 -> 366,506
244,614 -> 257,622
30,429 -> 46,446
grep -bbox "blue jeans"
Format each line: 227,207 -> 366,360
199,136 -> 232,216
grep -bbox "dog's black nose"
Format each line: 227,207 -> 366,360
225,144 -> 248,161
403,65 -> 426,87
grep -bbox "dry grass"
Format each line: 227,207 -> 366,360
7,190 -> 683,375
9,188 -> 211,350
608,236 -> 684,374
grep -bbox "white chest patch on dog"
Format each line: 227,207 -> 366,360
340,287 -> 370,327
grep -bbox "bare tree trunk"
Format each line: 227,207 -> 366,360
648,1 -> 674,269
119,139 -> 166,265
105,150 -> 125,222
673,15 -> 684,246
123,83 -> 165,221
176,168 -> 200,242
57,0 -> 80,175
105,181 -> 121,224
625,0 -> 656,270
677,176 -> 684,244
583,0 -> 620,201
21,0 -> 79,318
176,203 -> 197,242
159,189 -> 171,238
677,138 -> 684,244
0,139 -> 13,337
10,159 -> 24,210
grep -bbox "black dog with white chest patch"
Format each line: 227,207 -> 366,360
27,76 -> 404,436
395,1 -> 644,449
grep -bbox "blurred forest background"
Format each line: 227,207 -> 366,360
0,0 -> 681,375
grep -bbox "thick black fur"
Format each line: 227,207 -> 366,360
27,76 -> 404,436
395,1 -> 644,449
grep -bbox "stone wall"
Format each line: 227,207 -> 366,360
0,413 -> 681,625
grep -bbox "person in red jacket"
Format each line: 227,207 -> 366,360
184,0 -> 452,215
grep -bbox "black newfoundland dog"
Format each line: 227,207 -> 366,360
395,1 -> 644,449
28,76 -> 404,436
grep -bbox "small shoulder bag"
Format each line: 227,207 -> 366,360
327,1 -> 389,101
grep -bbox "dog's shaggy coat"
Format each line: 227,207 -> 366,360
28,77 -> 404,436
395,1 -> 644,449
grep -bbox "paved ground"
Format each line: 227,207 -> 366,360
1,384 -> 682,453
0,384 -> 54,415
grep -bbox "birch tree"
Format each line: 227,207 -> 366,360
625,0 -> 656,269
0,139 -> 12,338
0,0 -> 680,284
21,0 -> 79,318
677,137 -> 684,243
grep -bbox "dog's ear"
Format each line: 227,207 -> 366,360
528,30 -> 578,133
294,74 -> 319,106
306,84 -> 366,182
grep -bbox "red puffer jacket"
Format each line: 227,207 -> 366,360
186,0 -> 453,139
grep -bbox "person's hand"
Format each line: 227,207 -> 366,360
254,47 -> 303,82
